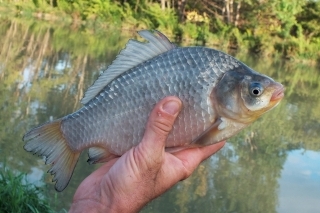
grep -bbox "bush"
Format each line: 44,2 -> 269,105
0,167 -> 54,213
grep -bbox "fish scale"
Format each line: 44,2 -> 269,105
61,47 -> 223,154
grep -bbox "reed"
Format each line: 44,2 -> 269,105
0,167 -> 54,213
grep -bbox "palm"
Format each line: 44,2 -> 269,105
72,142 -> 225,207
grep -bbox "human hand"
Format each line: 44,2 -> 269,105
69,96 -> 225,213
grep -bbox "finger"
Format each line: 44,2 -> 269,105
174,141 -> 225,178
196,140 -> 225,160
138,96 -> 182,160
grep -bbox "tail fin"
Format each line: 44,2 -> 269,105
23,118 -> 80,192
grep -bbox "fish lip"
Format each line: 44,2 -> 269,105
270,84 -> 285,101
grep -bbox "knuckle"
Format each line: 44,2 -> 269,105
180,168 -> 193,181
179,160 -> 194,181
150,115 -> 174,136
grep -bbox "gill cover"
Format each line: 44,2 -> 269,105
213,70 -> 244,118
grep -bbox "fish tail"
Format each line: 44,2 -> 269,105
23,118 -> 80,192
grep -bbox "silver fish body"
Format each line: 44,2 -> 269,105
23,30 -> 284,191
62,47 -> 240,155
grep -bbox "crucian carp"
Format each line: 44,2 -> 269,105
23,30 -> 284,191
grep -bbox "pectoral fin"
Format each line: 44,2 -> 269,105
193,117 -> 248,146
192,118 -> 224,146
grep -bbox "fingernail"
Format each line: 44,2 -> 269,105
162,100 -> 180,115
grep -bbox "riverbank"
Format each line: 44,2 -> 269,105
1,0 -> 320,64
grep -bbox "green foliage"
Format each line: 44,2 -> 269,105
1,0 -> 320,60
297,0 -> 320,38
141,3 -> 178,33
0,167 -> 54,213
273,0 -> 304,38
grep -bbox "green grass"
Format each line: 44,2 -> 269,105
0,167 -> 54,213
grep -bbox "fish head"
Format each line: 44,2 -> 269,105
212,66 -> 284,124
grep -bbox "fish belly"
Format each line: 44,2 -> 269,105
61,47 -> 227,155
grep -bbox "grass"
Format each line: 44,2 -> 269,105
0,167 -> 55,213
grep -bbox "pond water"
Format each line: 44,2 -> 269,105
0,17 -> 319,212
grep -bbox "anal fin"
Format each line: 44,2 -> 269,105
87,147 -> 118,164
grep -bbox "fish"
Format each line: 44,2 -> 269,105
23,30 -> 284,192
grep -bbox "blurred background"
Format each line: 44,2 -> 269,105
0,1 -> 319,212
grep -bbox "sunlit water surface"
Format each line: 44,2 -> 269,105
0,17 -> 319,212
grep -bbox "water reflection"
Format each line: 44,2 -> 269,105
278,150 -> 320,213
0,17 -> 319,212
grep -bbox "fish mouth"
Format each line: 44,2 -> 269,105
270,84 -> 285,101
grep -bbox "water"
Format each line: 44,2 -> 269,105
0,17 -> 319,212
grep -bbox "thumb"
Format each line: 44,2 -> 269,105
138,96 -> 182,160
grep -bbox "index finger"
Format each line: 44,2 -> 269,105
173,141 -> 226,171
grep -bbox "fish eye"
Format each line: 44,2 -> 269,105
250,83 -> 264,97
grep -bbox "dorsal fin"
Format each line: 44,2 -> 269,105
81,30 -> 176,104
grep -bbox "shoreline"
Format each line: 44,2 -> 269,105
0,3 -> 319,65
